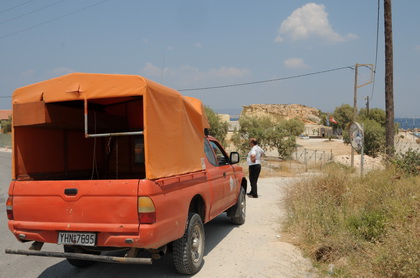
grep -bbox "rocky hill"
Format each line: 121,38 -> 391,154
240,104 -> 321,124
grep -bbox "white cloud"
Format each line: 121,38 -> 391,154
195,42 -> 203,48
142,62 -> 162,77
416,45 -> 420,51
21,70 -> 35,78
283,58 -> 309,69
142,38 -> 149,44
47,67 -> 74,77
275,3 -> 355,43
140,63 -> 251,87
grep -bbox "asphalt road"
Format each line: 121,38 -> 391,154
0,152 -> 315,278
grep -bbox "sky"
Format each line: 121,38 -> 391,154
0,0 -> 419,117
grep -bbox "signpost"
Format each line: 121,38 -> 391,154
349,122 -> 365,176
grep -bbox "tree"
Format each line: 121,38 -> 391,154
359,108 -> 386,126
1,115 -> 12,133
232,116 -> 304,159
332,104 -> 354,130
231,115 -> 273,154
204,106 -> 229,145
268,118 -> 304,158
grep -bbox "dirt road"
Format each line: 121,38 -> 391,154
194,177 -> 317,278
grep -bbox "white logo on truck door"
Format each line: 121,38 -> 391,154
229,176 -> 236,192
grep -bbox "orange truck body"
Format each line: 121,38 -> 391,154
6,73 -> 246,273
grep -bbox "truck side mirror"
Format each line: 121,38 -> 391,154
229,152 -> 240,164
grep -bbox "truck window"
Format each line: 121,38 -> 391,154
204,139 -> 217,166
209,141 -> 229,166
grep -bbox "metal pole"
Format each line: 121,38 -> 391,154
384,0 -> 395,159
361,123 -> 364,177
351,64 -> 359,167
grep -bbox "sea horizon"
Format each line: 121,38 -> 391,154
395,117 -> 420,130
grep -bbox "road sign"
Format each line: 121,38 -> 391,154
349,122 -> 364,151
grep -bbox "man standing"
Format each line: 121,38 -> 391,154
247,138 -> 264,198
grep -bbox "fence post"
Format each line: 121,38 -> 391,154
304,149 -> 308,172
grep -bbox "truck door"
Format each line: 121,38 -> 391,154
207,140 -> 238,212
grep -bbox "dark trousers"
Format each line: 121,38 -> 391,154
249,164 -> 261,197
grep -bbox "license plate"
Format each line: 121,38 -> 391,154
58,232 -> 96,246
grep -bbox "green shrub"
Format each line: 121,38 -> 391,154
204,106 -> 229,146
392,148 -> 420,176
347,210 -> 386,242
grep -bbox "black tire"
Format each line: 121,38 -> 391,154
173,213 -> 205,275
230,187 -> 246,225
64,245 -> 99,268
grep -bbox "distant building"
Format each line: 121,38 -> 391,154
304,124 -> 333,138
0,110 -> 12,120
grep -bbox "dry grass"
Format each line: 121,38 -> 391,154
282,163 -> 420,277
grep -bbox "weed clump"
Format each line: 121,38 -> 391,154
283,163 -> 420,277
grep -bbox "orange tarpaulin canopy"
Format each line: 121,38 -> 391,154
12,73 -> 210,180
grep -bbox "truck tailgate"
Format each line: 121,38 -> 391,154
10,180 -> 139,233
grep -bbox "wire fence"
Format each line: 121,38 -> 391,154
261,147 -> 334,173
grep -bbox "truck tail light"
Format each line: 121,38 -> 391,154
6,197 -> 13,220
138,197 -> 156,224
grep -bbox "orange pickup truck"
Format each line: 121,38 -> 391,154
5,73 -> 247,275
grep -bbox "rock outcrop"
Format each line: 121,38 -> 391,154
240,104 -> 321,124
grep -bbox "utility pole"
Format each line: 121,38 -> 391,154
351,64 -> 359,167
365,96 -> 370,116
384,0 -> 395,158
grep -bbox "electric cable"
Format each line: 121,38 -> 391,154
0,0 -> 35,14
370,0 -> 381,101
0,0 -> 68,25
178,66 -> 353,92
0,0 -> 110,39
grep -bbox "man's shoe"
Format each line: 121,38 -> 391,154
246,192 -> 253,196
247,194 -> 258,198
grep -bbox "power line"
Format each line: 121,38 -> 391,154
0,65 -> 355,99
178,66 -> 353,92
0,0 -> 110,40
0,0 -> 68,25
370,0 -> 381,101
0,0 -> 35,14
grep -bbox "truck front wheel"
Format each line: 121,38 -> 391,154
173,213 -> 205,275
229,187 -> 246,225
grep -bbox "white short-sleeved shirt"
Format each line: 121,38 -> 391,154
247,145 -> 264,166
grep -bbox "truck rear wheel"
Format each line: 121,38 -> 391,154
173,213 -> 205,275
64,245 -> 99,267
229,187 -> 246,225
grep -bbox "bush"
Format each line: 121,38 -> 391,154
347,209 -> 386,242
283,165 -> 420,277
232,116 -> 304,159
361,119 -> 386,157
1,115 -> 12,133
231,115 -> 273,154
268,118 -> 304,159
204,106 -> 229,146
392,148 -> 420,176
